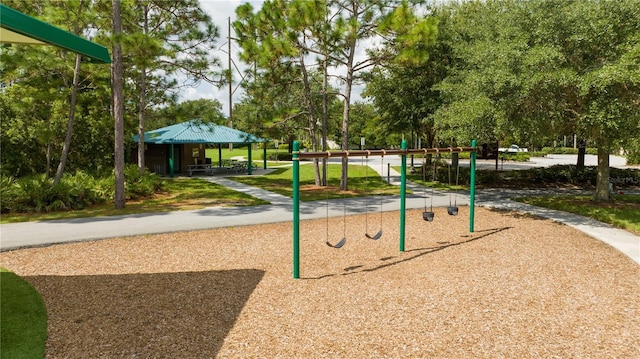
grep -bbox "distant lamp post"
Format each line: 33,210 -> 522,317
274,140 -> 279,162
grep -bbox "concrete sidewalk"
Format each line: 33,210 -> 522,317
1,173 -> 638,266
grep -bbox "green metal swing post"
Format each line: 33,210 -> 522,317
399,139 -> 407,252
292,141 -> 301,279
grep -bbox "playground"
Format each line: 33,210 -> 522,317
1,206 -> 638,357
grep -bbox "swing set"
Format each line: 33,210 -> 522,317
291,139 -> 478,279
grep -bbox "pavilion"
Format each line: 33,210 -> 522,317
133,120 -> 268,177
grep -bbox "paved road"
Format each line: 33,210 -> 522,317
350,153 -> 636,171
1,169 -> 638,266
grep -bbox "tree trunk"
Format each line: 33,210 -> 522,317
340,78 -> 351,191
495,140 -> 499,171
299,51 -> 320,186
137,5 -> 150,175
594,145 -> 610,202
53,53 -> 82,187
46,142 -> 52,179
340,50 -> 356,191
321,59 -> 328,187
576,138 -> 586,170
112,0 -> 126,209
137,67 -> 147,174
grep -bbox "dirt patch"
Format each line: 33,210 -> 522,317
1,207 -> 638,358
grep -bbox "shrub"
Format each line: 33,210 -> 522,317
475,170 -> 500,185
264,152 -> 293,161
0,167 -> 164,214
1,172 -> 109,213
0,175 -> 19,213
542,147 -> 599,155
123,164 -> 163,199
500,152 -> 530,162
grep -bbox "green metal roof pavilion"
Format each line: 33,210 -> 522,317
135,120 -> 268,177
0,4 -> 111,63
138,120 -> 265,145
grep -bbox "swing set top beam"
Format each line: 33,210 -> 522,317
296,147 -> 476,160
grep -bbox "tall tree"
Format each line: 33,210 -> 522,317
235,0 -> 330,185
112,0 -> 125,209
0,0 -> 112,179
433,0 -> 640,200
122,0 -> 221,174
235,0 -> 436,189
50,0 -> 93,186
151,99 -> 226,129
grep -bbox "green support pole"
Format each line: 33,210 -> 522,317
218,144 -> 222,167
292,140 -> 301,278
400,139 -> 407,252
470,139 -> 477,233
169,143 -> 174,178
248,143 -> 253,175
263,142 -> 267,169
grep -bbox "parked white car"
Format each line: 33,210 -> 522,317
498,144 -> 528,153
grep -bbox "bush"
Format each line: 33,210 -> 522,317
528,151 -> 546,158
123,164 -> 163,199
0,172 -> 106,213
542,147 -> 599,155
473,165 -> 639,188
264,152 -> 293,161
0,166 -> 163,214
500,152 -> 530,162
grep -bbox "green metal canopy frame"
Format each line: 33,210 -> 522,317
0,4 -> 111,63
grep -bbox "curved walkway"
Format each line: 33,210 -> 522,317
1,173 -> 638,266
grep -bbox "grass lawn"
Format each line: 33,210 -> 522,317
0,178 -> 269,224
514,194 -> 640,235
399,166 -> 467,191
232,163 -> 401,201
205,147 -> 280,161
0,267 -> 47,358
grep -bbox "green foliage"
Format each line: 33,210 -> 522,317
485,165 -> 639,189
123,164 -> 163,200
150,99 -> 226,130
264,152 -> 293,161
0,0 -> 221,180
499,152 -> 531,162
627,147 -> 640,165
542,147 -> 601,155
1,173 -> 103,213
0,167 -> 162,214
424,0 -> 640,199
407,164 -> 639,190
0,268 -> 47,359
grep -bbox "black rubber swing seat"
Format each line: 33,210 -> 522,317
423,211 -> 435,222
447,206 -> 459,216
326,237 -> 347,248
365,229 -> 382,240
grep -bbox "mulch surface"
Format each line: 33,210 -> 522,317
1,207 -> 638,358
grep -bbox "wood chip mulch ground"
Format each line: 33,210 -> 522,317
1,207 -> 638,358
